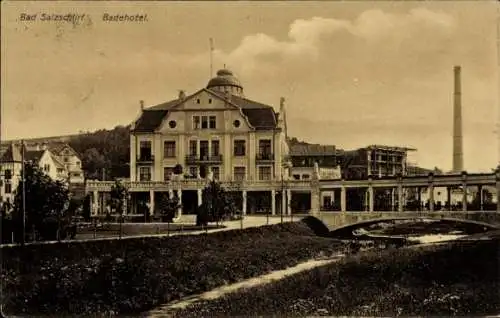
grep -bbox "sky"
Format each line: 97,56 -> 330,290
1,1 -> 499,172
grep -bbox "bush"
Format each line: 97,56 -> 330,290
1,219 -> 344,316
174,239 -> 500,317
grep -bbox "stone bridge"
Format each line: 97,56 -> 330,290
310,211 -> 500,232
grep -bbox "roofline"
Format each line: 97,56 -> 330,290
364,145 -> 417,152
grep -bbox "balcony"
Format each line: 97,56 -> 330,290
137,154 -> 155,164
256,153 -> 275,163
185,154 -> 223,165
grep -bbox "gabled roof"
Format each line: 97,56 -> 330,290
133,109 -> 169,133
24,150 -> 45,163
0,144 -> 22,163
51,154 -> 66,169
132,89 -> 278,132
46,142 -> 73,156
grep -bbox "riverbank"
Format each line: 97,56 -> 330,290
1,220 -> 346,316
172,237 -> 500,317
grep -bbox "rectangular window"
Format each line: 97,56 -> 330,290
211,166 -> 220,180
139,167 -> 151,181
302,174 -> 310,180
193,116 -> 200,130
234,140 -> 246,156
44,164 -> 50,172
139,140 -> 152,159
4,170 -> 11,180
200,141 -> 209,159
211,140 -> 220,157
189,140 -> 197,156
163,167 -> 174,181
258,139 -> 272,155
163,141 -> 176,158
293,174 -> 300,180
201,116 -> 208,129
189,166 -> 198,178
209,116 -> 216,129
5,182 -> 11,194
258,166 -> 272,181
234,167 -> 246,181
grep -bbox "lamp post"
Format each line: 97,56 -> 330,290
21,141 -> 26,245
281,160 -> 292,224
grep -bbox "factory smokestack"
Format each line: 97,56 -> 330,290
452,65 -> 463,172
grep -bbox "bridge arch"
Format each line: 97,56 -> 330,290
328,216 -> 500,238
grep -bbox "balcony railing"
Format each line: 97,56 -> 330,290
137,154 -> 155,163
185,154 -> 223,164
256,153 -> 275,162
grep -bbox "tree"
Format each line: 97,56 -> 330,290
12,163 -> 70,242
109,180 -> 128,216
155,192 -> 181,222
197,181 -> 237,226
82,194 -> 92,221
173,164 -> 183,175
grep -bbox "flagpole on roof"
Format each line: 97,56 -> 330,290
209,38 -> 214,78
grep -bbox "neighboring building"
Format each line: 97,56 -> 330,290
34,142 -> 84,183
289,144 -> 342,180
288,143 -> 342,211
0,143 -> 71,210
0,144 -> 23,209
127,68 -> 290,215
341,145 -> 414,180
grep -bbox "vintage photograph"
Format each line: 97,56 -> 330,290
1,1 -> 499,316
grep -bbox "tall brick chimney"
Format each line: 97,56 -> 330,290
452,66 -> 464,172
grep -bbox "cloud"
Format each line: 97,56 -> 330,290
175,8 -> 457,79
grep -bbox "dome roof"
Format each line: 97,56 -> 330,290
207,69 -> 243,89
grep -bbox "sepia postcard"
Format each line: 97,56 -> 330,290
1,1 -> 499,317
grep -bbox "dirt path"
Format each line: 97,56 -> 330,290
144,253 -> 345,317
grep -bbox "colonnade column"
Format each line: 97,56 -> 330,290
446,187 -> 452,210
461,172 -> 468,212
177,190 -> 182,217
197,189 -> 203,207
340,186 -> 346,212
92,190 -> 99,215
417,187 -> 422,211
429,185 -> 435,212
428,173 -> 435,212
368,186 -> 374,212
397,184 -> 404,212
149,190 -> 155,216
287,189 -> 292,215
242,190 -> 247,215
271,190 -> 276,215
478,185 -> 483,211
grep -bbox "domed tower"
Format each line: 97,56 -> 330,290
206,69 -> 244,97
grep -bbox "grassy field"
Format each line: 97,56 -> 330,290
1,220 -> 348,316
174,237 -> 500,317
